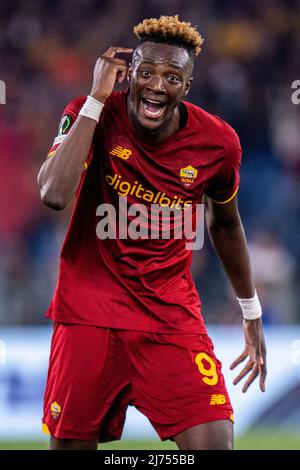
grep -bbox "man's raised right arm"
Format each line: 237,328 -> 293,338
37,46 -> 133,210
37,115 -> 97,210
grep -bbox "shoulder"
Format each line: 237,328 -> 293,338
103,91 -> 126,110
61,91 -> 125,117
62,96 -> 87,116
183,100 -> 241,151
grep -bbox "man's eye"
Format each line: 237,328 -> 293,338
168,75 -> 180,83
140,70 -> 151,78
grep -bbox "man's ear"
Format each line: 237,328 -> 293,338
182,77 -> 193,97
127,64 -> 132,82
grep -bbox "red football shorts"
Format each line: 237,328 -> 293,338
42,323 -> 233,442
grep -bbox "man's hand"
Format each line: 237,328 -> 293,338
230,318 -> 267,393
90,46 -> 133,103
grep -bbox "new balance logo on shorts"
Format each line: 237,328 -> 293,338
210,394 -> 226,405
110,146 -> 132,160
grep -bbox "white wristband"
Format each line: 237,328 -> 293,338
237,290 -> 262,320
79,95 -> 104,122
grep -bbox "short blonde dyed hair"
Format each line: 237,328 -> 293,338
133,15 -> 204,56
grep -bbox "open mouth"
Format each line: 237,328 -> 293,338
140,98 -> 167,119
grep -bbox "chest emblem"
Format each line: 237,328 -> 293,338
180,165 -> 198,186
110,145 -> 132,160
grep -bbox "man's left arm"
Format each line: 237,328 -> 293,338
205,195 -> 267,393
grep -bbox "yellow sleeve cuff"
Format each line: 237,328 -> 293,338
209,186 -> 239,205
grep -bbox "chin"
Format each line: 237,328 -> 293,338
132,115 -> 161,133
140,120 -> 163,133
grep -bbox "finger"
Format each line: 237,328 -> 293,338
259,362 -> 267,392
114,64 -> 128,82
242,363 -> 260,393
117,69 -> 127,83
102,47 -> 133,58
102,57 -> 129,66
233,359 -> 253,385
254,351 -> 264,365
230,351 -> 248,370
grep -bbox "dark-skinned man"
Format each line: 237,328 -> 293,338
38,15 -> 266,450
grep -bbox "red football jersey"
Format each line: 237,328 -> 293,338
46,92 -> 241,334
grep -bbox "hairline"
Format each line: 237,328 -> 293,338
132,41 -> 194,78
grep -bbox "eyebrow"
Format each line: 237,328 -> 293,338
138,60 -> 184,70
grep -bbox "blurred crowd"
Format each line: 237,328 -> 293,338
0,0 -> 299,325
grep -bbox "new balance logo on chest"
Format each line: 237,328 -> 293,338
110,146 -> 132,160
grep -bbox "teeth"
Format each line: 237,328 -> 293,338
145,99 -> 163,105
141,100 -> 166,118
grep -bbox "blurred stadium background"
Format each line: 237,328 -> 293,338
0,0 -> 300,450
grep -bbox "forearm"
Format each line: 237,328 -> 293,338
207,215 -> 255,298
38,115 -> 97,210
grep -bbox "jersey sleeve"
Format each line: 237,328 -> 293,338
204,129 -> 242,204
46,96 -> 94,169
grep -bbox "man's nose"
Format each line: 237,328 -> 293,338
147,75 -> 166,92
